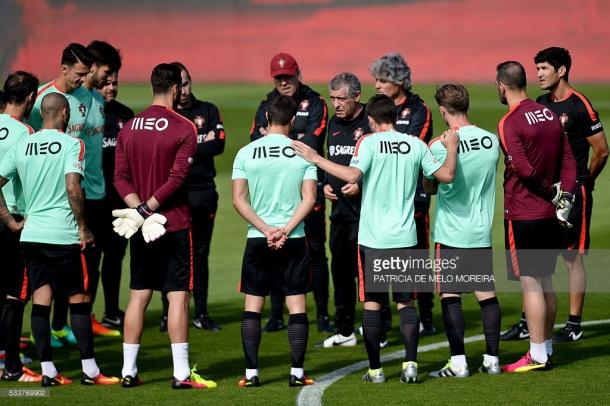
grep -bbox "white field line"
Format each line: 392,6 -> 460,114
297,319 -> 610,406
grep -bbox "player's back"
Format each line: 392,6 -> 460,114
0,114 -> 33,214
430,125 -> 499,247
499,99 -> 563,220
116,105 -> 196,231
13,129 -> 83,244
233,133 -> 317,238
353,130 -> 441,248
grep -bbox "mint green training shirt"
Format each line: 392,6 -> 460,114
0,114 -> 33,214
427,125 -> 499,248
232,133 -> 318,238
0,129 -> 85,245
350,130 -> 442,249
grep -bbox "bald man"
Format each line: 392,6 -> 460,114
0,92 -> 119,386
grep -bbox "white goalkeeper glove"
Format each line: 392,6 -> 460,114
112,208 -> 145,239
141,213 -> 167,243
556,191 -> 574,228
112,203 -> 155,239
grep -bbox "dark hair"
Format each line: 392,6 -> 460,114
534,47 -> 571,81
2,71 -> 39,105
0,91 -> 6,111
151,63 -> 182,95
61,43 -> 93,67
365,94 -> 396,125
434,83 -> 469,114
170,61 -> 190,80
87,40 -> 122,72
267,95 -> 297,126
496,61 -> 527,90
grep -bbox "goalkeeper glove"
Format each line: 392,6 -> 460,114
141,213 -> 167,243
556,191 -> 574,228
112,203 -> 154,239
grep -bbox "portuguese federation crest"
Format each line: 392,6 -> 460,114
194,115 -> 205,129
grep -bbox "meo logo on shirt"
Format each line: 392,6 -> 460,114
379,140 -> 411,155
131,117 -> 169,131
524,108 -> 554,125
251,145 -> 296,159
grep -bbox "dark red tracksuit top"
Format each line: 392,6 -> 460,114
114,105 -> 197,232
498,99 -> 577,221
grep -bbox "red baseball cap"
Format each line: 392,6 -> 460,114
270,52 -> 299,77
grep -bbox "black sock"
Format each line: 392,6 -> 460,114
241,311 -> 261,369
362,309 -> 382,369
51,297 -> 68,331
31,304 -> 53,362
288,313 -> 308,368
479,297 -> 501,356
1,299 -> 26,373
441,297 -> 465,356
568,314 -> 582,326
70,302 -> 95,359
398,306 -> 419,362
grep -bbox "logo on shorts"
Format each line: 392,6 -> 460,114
194,115 -> 205,129
299,100 -> 309,111
79,103 -> 87,117
354,128 -> 364,141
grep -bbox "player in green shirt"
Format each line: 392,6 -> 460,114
27,43 -> 94,344
422,84 -> 502,378
0,93 -> 119,386
81,40 -> 122,338
232,95 -> 317,387
294,94 -> 458,384
0,71 -> 42,383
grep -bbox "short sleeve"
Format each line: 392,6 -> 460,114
303,162 -> 318,181
232,149 -> 247,180
421,143 -> 443,178
65,140 -> 85,176
349,136 -> 372,174
425,140 -> 447,179
0,145 -> 18,180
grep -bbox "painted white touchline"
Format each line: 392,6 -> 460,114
297,319 -> 610,406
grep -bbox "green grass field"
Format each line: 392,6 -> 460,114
2,83 -> 610,405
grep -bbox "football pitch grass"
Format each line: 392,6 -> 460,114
2,83 -> 610,405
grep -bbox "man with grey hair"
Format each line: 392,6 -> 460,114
369,52 -> 436,338
318,73 -> 370,348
